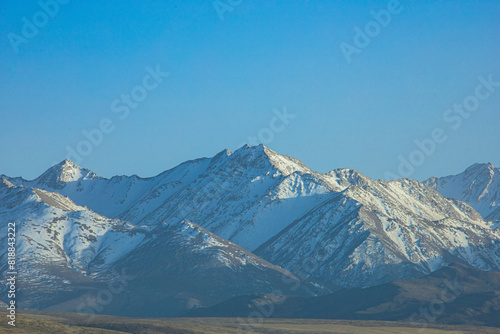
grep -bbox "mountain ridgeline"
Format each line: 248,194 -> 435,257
1,145 -> 499,318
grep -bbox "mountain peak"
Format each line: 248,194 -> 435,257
464,162 -> 497,174
326,168 -> 371,190
425,162 -> 500,220
230,144 -> 313,177
234,143 -> 266,153
34,159 -> 98,189
58,158 -> 79,168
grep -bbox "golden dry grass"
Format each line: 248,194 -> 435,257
0,310 -> 499,334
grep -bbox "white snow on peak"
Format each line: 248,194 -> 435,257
49,159 -> 98,183
424,162 -> 500,221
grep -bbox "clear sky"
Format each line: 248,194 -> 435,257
1,0 -> 499,181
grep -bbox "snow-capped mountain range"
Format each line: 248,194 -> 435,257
1,145 -> 499,315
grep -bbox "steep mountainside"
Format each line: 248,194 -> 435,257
255,177 -> 500,287
425,163 -> 500,222
0,180 -> 324,316
2,146 -> 500,294
0,179 -> 146,310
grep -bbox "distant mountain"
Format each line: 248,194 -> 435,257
188,262 -> 500,328
425,163 -> 500,222
1,146 -> 500,317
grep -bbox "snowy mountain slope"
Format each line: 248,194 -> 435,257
0,179 -> 325,315
2,157 -> 213,219
255,177 -> 500,287
488,207 -> 500,225
108,146 -> 384,251
125,145 -> 338,250
0,181 -> 147,270
3,146 -> 341,250
425,163 -> 500,221
2,146 -> 500,293
96,220 -> 327,317
0,180 -> 147,309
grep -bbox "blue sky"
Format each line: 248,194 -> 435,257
1,0 -> 499,180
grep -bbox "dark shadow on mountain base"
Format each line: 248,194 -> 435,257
6,244 -> 500,320
187,263 -> 500,328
